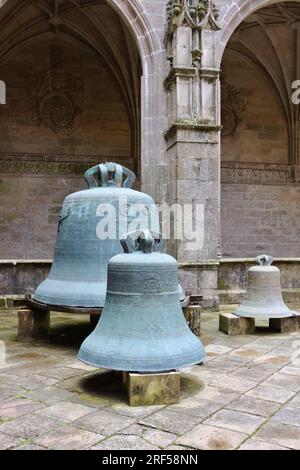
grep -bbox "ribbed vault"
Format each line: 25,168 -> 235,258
224,1 -> 300,165
0,0 -> 141,171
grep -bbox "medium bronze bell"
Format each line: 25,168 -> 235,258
235,255 -> 296,319
78,230 -> 205,372
33,163 -> 159,308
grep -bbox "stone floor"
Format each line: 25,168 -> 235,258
0,305 -> 300,450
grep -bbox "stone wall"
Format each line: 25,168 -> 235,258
221,184 -> 300,258
221,50 -> 288,165
0,36 -> 134,259
220,1 -> 300,259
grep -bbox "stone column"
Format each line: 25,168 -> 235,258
164,1 -> 221,308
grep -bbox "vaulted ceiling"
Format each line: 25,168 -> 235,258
225,1 -> 300,166
0,0 -> 141,163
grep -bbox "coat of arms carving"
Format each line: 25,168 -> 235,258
28,68 -> 84,132
221,78 -> 248,136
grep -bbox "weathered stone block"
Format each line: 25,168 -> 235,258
219,312 -> 241,335
269,316 -> 298,333
296,313 -> 300,330
124,371 -> 180,407
240,317 -> 256,335
18,308 -> 50,341
219,312 -> 255,336
183,305 -> 202,337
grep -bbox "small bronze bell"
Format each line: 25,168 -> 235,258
78,230 -> 205,372
235,255 -> 296,319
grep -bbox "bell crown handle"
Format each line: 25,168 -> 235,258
256,254 -> 274,266
84,162 -> 136,189
121,230 -> 165,254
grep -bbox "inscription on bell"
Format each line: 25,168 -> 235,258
143,276 -> 161,294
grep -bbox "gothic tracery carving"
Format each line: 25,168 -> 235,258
29,68 -> 84,132
165,1 -> 221,66
166,0 -> 220,37
28,46 -> 84,132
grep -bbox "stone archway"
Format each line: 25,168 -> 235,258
0,0 -> 165,198
218,0 -> 300,64
0,0 -> 164,261
218,0 -> 300,302
107,0 -> 165,197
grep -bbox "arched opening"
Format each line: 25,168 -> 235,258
0,0 -> 143,260
220,1 -> 300,259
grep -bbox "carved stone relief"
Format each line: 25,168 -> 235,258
28,47 -> 84,132
165,0 -> 220,65
221,77 -> 247,136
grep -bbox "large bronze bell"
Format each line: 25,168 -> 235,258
78,230 -> 205,372
235,255 -> 296,319
33,163 -> 159,308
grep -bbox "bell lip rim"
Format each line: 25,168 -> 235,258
31,296 -> 105,310
77,352 -> 207,373
235,310 -> 298,319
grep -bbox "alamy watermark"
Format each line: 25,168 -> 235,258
95,197 -> 205,251
292,80 -> 300,104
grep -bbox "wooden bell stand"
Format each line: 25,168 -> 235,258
17,294 -> 102,341
18,295 -> 202,341
219,311 -> 300,336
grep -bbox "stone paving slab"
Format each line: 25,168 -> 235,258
0,433 -> 21,450
263,372 -> 300,392
0,398 -> 44,420
287,393 -> 300,408
91,435 -> 158,450
229,365 -> 278,382
74,410 -> 135,436
203,409 -> 266,435
36,401 -> 97,423
271,406 -> 300,427
191,385 -> 241,405
176,423 -> 247,450
169,397 -> 223,419
238,438 -> 289,450
0,383 -> 28,400
280,366 -> 300,377
13,444 -> 47,450
225,395 -> 280,417
35,424 -> 104,450
141,428 -> 177,448
16,374 -> 59,390
23,385 -> 78,405
66,361 -> 98,372
205,344 -> 233,357
1,307 -> 300,450
110,403 -> 164,419
245,385 -> 296,403
139,409 -> 203,435
255,422 -> 300,450
209,375 -> 257,393
252,354 -> 291,366
0,413 -> 58,439
40,367 -> 87,380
